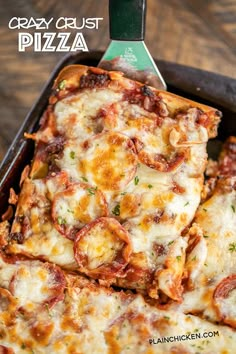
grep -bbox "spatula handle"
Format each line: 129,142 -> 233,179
109,0 -> 146,41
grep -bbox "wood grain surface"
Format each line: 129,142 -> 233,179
0,0 -> 235,161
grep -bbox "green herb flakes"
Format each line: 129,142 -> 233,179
87,187 -> 97,196
134,176 -> 139,185
58,80 -> 66,90
70,151 -> 75,159
57,216 -> 67,225
45,303 -> 52,318
112,204 -> 120,216
81,176 -> 88,182
229,242 -> 236,252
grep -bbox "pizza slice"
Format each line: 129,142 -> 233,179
0,253 -> 235,353
5,65 -> 221,301
179,137 -> 236,328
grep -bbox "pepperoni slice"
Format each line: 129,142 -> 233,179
80,132 -> 138,191
213,275 -> 236,328
9,262 -> 66,310
0,346 -> 14,354
52,182 -> 108,240
131,117 -> 187,173
74,217 -> 132,279
136,142 -> 186,172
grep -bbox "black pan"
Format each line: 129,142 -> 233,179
0,51 -> 235,216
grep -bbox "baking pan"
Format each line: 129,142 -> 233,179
0,50 -> 236,216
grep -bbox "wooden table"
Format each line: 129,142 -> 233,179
0,0 -> 236,161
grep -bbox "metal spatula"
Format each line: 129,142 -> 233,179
98,0 -> 166,90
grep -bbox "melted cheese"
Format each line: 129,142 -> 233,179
157,236 -> 188,301
0,256 -> 235,353
54,89 -> 122,141
79,132 -> 138,191
10,262 -> 65,311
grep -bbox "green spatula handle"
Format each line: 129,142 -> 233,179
109,0 -> 146,41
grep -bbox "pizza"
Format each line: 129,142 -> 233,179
0,254 -> 235,353
4,65 -> 220,300
177,137 -> 236,329
0,64 -> 235,353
